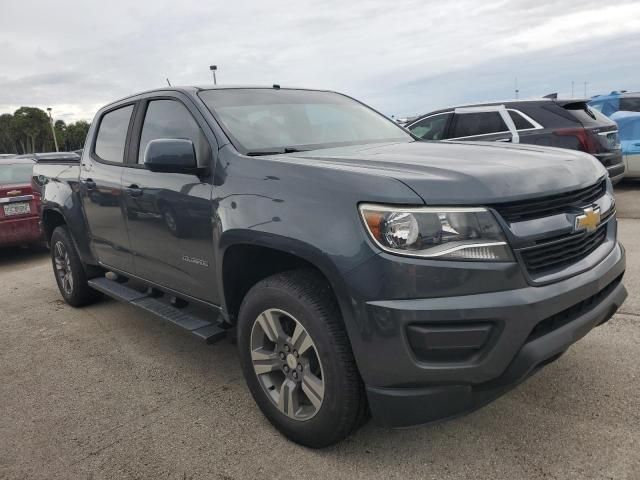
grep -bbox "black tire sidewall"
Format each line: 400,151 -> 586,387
237,274 -> 361,447
50,226 -> 97,307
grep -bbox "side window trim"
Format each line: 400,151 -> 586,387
407,111 -> 453,129
407,112 -> 454,140
90,102 -> 139,166
125,95 -> 215,169
448,108 -> 543,140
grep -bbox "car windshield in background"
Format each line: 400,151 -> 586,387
0,163 -> 33,185
199,88 -> 412,154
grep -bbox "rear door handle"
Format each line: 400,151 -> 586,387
83,179 -> 96,189
126,185 -> 143,197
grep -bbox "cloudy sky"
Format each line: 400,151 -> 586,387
1,0 -> 640,123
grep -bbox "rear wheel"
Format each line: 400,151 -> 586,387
237,269 -> 366,448
50,226 -> 101,307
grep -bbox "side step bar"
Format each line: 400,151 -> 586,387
88,277 -> 227,344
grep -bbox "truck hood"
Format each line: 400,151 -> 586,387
286,141 -> 606,204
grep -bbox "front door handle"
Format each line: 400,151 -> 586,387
126,185 -> 143,197
83,178 -> 96,189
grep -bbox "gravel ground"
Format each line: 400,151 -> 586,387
0,182 -> 639,480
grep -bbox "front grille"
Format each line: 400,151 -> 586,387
493,179 -> 606,223
526,274 -> 623,342
520,221 -> 609,274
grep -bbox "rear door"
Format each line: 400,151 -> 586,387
121,94 -> 217,302
80,103 -> 136,272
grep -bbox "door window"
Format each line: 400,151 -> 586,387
408,113 -> 452,140
508,111 -> 535,130
94,105 -> 134,163
452,112 -> 507,138
138,100 -> 208,164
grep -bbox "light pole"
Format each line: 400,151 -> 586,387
47,107 -> 59,152
209,65 -> 218,85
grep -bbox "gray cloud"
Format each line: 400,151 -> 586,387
1,0 -> 639,122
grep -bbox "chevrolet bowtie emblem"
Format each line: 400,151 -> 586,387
575,207 -> 601,233
6,190 -> 21,196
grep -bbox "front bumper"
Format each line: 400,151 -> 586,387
345,242 -> 626,428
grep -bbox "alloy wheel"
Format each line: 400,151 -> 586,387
53,240 -> 74,295
250,308 -> 325,421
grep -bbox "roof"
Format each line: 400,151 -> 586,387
101,85 -> 333,110
0,156 -> 35,165
416,97 -> 589,118
591,91 -> 640,100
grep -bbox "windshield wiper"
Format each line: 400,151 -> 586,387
245,147 -> 310,156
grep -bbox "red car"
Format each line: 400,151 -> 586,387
0,157 -> 43,247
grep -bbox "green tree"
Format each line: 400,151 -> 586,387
0,113 -> 17,154
11,107 -> 51,153
54,119 -> 66,151
64,120 -> 90,150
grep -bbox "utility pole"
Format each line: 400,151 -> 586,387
209,65 -> 218,85
46,107 -> 59,152
514,77 -> 519,99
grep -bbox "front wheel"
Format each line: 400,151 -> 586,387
237,269 -> 367,448
50,226 -> 101,307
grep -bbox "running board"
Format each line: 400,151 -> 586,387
88,277 -> 227,344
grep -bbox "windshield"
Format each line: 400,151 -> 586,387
0,163 -> 34,185
199,88 -> 412,153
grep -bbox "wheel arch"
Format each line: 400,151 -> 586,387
219,235 -> 354,331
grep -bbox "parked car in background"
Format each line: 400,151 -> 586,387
589,91 -> 640,117
0,156 -> 43,248
611,111 -> 640,179
406,98 -> 625,184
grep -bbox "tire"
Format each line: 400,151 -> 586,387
237,269 -> 366,448
50,226 -> 101,307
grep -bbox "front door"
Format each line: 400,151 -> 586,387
121,97 -> 217,302
80,104 -> 135,272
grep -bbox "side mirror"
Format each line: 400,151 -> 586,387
144,138 -> 197,173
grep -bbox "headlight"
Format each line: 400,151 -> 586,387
359,204 -> 513,261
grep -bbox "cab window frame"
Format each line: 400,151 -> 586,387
125,94 -> 216,171
91,102 -> 138,166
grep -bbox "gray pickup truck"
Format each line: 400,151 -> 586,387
33,86 -> 627,447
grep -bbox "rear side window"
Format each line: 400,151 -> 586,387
408,113 -> 451,140
0,163 -> 33,185
508,111 -> 535,130
94,105 -> 134,163
138,100 -> 208,164
452,112 -> 507,138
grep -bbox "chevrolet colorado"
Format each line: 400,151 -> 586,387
33,86 -> 627,448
